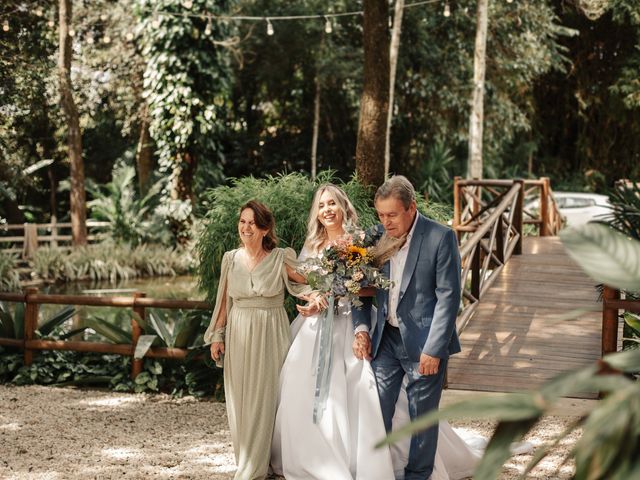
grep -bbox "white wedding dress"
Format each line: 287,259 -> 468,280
270,253 -> 487,480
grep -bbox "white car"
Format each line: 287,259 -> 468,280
526,192 -> 611,228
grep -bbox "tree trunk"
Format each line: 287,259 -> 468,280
59,0 -> 87,246
311,73 -> 321,181
170,152 -> 196,244
355,0 -> 390,189
385,0 -> 404,178
136,104 -> 154,193
467,0 -> 489,180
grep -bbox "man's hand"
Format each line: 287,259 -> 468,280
352,331 -> 372,361
419,353 -> 440,376
210,341 -> 225,361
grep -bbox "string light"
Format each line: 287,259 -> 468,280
324,16 -> 332,34
35,8 -> 43,17
68,28 -> 75,37
125,31 -> 134,41
86,35 -> 94,44
2,20 -> 9,32
103,34 -> 111,44
100,14 -> 108,21
506,0 -> 514,3
443,2 -> 451,17
265,18 -> 274,36
47,19 -> 54,28
183,0 -> 193,9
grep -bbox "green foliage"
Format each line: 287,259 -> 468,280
0,251 -> 20,292
604,181 -> 640,240
382,223 -> 640,479
87,162 -> 170,246
416,141 -> 454,205
196,171 -> 378,300
32,243 -> 193,282
0,302 -> 24,340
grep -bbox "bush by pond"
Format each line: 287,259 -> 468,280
32,243 -> 194,283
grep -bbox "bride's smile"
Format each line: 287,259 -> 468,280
317,191 -> 344,232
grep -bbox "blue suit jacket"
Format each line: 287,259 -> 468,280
353,213 -> 462,361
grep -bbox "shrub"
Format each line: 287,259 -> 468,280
32,243 -> 193,283
0,251 -> 19,292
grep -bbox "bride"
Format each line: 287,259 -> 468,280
270,184 -> 484,480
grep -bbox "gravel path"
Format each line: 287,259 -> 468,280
0,385 -> 582,479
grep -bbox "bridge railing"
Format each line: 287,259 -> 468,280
453,180 -> 523,332
452,177 -> 563,334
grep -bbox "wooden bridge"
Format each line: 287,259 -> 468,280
446,178 -> 625,399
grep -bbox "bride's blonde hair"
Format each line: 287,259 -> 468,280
304,184 -> 359,254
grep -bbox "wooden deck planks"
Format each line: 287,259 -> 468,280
448,236 -> 602,399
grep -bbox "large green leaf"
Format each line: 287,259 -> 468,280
85,316 -> 131,344
560,223 -> 640,291
173,314 -> 201,348
0,310 -> 15,338
13,303 -> 24,340
624,312 -> 640,333
134,334 -> 157,359
37,305 -> 76,337
147,311 -> 172,346
603,348 -> 640,372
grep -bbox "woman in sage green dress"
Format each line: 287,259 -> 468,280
204,200 -> 316,480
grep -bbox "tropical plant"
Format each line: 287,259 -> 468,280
31,243 -> 193,282
0,301 -> 79,341
381,222 -> 640,480
0,251 -> 20,292
604,181 -> 640,240
87,162 -> 170,246
416,141 -> 454,204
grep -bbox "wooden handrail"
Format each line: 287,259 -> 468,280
0,289 -> 212,379
602,286 -> 640,357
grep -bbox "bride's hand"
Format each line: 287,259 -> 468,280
296,293 -> 328,317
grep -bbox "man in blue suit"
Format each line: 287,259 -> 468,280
352,175 -> 461,480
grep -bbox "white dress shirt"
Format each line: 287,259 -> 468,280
387,214 -> 418,327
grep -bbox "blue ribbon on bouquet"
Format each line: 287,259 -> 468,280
312,295 -> 336,424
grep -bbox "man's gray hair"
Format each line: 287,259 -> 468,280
375,175 -> 416,209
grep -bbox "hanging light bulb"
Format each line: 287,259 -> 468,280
47,19 -> 55,28
183,0 -> 193,9
35,8 -> 44,17
388,16 -> 393,28
68,28 -> 75,37
125,31 -> 134,41
443,2 -> 451,17
2,20 -> 9,32
103,35 -> 111,44
86,35 -> 95,44
324,16 -> 332,34
506,0 -> 514,3
266,18 -> 274,36
100,14 -> 108,21
204,14 -> 212,36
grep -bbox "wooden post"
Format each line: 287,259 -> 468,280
131,292 -> 146,379
540,177 -> 550,237
495,216 -> 504,264
602,286 -> 620,357
471,245 -> 481,301
24,287 -> 39,366
453,177 -> 461,243
513,179 -> 524,255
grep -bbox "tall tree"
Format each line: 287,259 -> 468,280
59,0 -> 87,245
467,0 -> 489,179
355,0 -> 390,188
385,0 -> 404,178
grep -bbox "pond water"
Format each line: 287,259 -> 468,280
33,276 -> 208,340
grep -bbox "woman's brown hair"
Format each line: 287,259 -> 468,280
240,200 -> 278,251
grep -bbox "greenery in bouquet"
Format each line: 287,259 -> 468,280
299,226 -> 401,309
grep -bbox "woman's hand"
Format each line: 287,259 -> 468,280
296,292 -> 329,317
210,341 -> 225,361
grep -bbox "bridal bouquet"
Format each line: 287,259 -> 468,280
299,226 -> 402,308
